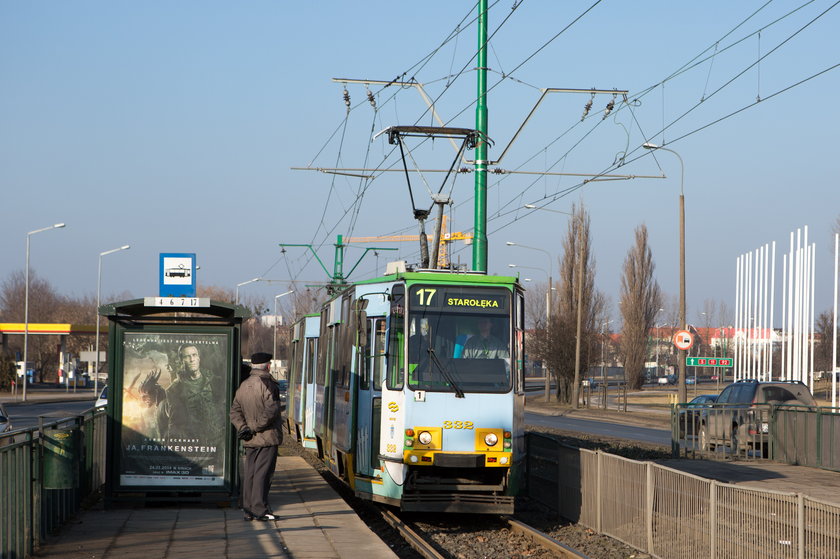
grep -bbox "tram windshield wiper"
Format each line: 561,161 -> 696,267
427,347 -> 465,398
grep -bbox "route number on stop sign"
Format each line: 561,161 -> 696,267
673,330 -> 694,350
686,356 -> 733,367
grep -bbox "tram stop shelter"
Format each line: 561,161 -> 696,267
99,298 -> 249,505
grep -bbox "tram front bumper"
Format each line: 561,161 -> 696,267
402,450 -> 512,467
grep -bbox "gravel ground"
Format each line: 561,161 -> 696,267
280,422 -> 666,559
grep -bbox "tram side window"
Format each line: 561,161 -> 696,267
306,338 -> 317,384
359,319 -> 371,390
292,339 -> 304,389
338,295 -> 352,390
514,291 -> 525,394
387,286 -> 405,391
316,309 -> 329,386
373,318 -> 386,390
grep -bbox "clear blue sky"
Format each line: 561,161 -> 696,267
2,1 -> 838,325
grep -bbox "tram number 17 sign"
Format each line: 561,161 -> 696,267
686,357 -> 733,367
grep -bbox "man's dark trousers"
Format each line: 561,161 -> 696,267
242,445 -> 278,517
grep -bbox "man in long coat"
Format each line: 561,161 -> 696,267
230,352 -> 283,521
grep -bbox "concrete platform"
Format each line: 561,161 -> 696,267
32,456 -> 397,559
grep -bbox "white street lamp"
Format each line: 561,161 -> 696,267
643,141 -> 687,403
94,245 -> 130,396
272,290 -> 294,376
236,277 -> 261,305
22,223 -> 66,402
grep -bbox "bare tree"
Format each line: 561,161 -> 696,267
197,284 -> 235,303
523,281 -> 549,329
815,310 -> 838,374
532,203 -> 604,404
289,286 -> 327,322
619,224 -> 662,390
0,270 -> 68,381
718,300 -> 733,327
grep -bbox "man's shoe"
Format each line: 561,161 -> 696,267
256,513 -> 277,521
244,514 -> 254,521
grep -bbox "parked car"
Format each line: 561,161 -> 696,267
275,379 -> 288,404
658,374 -> 676,385
678,394 -> 718,438
0,403 -> 11,433
699,380 -> 816,457
95,386 -> 108,408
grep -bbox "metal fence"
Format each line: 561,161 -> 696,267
527,432 -> 840,559
673,403 -> 840,469
0,407 -> 106,559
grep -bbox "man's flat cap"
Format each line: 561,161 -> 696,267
251,352 -> 273,365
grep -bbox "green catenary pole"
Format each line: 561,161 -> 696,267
472,0 -> 488,272
333,234 -> 345,285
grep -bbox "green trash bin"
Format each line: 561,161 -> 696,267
43,427 -> 80,489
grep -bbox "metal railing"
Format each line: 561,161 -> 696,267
0,407 -> 106,558
672,403 -> 840,469
527,432 -> 840,559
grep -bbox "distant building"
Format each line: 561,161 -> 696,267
260,314 -> 284,328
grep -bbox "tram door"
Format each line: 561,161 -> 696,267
355,317 -> 386,476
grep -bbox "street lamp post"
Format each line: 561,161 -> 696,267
507,241 -> 554,401
22,223 -> 66,402
272,290 -> 294,377
94,245 -> 130,397
643,142 -> 687,403
653,308 -> 664,381
236,277 -> 261,305
600,319 -> 613,408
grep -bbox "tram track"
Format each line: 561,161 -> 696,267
379,508 -> 447,559
378,506 -> 591,559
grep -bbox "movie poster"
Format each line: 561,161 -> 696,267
118,332 -> 229,487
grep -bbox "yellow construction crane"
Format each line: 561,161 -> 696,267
345,215 -> 472,268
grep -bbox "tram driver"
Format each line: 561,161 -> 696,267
462,317 -> 509,359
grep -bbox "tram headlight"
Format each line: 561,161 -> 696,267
418,431 -> 433,445
484,433 -> 498,447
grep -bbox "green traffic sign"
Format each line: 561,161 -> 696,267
686,357 -> 732,367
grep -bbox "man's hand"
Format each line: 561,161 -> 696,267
238,426 -> 254,441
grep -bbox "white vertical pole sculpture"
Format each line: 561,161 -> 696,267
794,229 -> 801,381
781,253 -> 787,380
787,232 -> 794,380
833,233 -> 838,408
810,242 -> 816,392
735,255 -> 741,380
757,246 -> 764,380
770,241 -> 784,381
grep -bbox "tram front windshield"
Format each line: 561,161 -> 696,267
407,285 -> 510,394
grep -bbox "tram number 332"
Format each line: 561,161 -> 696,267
443,421 -> 474,429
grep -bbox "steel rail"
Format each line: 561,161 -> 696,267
504,517 -> 592,559
378,508 -> 447,559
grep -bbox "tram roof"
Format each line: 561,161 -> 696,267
353,271 -> 520,287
